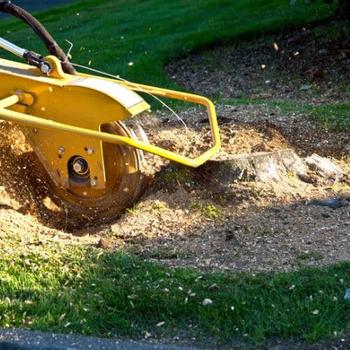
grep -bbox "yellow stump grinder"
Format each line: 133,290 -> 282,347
0,1 -> 220,222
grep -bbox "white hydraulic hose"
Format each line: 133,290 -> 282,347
0,36 -> 26,57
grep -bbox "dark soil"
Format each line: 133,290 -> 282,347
167,20 -> 350,104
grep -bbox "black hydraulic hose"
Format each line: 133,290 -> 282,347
0,0 -> 76,74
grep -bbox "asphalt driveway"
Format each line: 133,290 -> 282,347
0,328 -> 198,350
0,1 -> 73,17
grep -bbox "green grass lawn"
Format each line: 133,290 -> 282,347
3,0 -> 346,129
2,0 -> 336,87
311,103 -> 350,130
1,241 -> 350,347
222,98 -> 350,131
1,0 -> 349,347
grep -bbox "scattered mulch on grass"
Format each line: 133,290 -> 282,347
166,20 -> 350,104
0,102 -> 349,273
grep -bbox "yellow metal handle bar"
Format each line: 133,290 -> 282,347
0,90 -> 220,168
80,72 -> 221,155
117,80 -> 221,147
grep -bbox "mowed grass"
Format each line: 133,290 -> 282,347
1,0 -> 349,347
3,0 -> 346,127
223,98 -> 350,131
2,0 -> 336,88
311,103 -> 350,130
1,240 -> 350,347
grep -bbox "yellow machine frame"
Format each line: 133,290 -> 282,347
0,55 -> 220,190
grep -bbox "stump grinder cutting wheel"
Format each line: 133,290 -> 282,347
0,1 -> 220,223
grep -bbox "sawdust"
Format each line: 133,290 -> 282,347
0,19 -> 349,272
0,103 -> 349,272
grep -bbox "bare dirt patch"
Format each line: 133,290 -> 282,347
107,106 -> 350,272
166,20 -> 350,104
0,102 -> 349,272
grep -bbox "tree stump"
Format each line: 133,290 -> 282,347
305,154 -> 344,180
199,149 -> 308,184
196,149 -> 344,190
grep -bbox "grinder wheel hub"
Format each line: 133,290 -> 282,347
50,121 -> 149,227
71,156 -> 89,177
